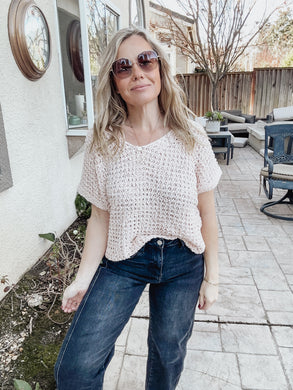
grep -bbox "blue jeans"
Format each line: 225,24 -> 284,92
54,238 -> 204,390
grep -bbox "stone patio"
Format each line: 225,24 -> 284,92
104,146 -> 293,389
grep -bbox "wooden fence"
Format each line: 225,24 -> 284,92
177,68 -> 293,118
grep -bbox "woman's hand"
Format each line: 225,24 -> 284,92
61,280 -> 90,313
198,279 -> 218,311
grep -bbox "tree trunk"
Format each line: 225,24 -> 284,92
211,82 -> 219,111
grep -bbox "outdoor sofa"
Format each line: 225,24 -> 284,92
220,109 -> 256,136
247,105 -> 293,154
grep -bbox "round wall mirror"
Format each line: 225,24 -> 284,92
67,20 -> 84,82
8,0 -> 51,80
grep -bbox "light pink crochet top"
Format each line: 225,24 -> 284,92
78,127 -> 221,261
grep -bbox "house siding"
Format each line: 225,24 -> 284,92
0,0 -> 148,300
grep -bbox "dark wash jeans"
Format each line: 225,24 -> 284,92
54,238 -> 204,390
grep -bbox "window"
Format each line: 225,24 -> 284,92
56,0 -> 119,135
57,2 -> 87,130
129,0 -> 145,28
0,104 -> 13,193
85,0 -> 119,85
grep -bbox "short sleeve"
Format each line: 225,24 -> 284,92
193,131 -> 222,194
77,131 -> 109,210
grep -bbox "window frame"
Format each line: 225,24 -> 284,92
0,104 -> 13,193
55,0 -> 120,137
129,0 -> 145,28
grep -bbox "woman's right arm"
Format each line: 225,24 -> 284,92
61,204 -> 109,313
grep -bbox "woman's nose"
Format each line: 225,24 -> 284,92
131,63 -> 143,79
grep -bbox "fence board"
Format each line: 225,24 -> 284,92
178,68 -> 293,118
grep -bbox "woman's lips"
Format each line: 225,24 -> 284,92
131,84 -> 150,91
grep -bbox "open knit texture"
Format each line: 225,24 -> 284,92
77,128 -> 222,261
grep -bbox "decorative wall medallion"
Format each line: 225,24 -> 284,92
8,0 -> 51,80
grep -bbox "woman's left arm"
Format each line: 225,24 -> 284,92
197,189 -> 219,311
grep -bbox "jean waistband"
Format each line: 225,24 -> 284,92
146,237 -> 185,248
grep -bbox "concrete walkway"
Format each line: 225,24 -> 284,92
103,146 -> 293,390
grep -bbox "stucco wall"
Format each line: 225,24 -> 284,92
0,0 -> 84,300
0,0 -> 150,301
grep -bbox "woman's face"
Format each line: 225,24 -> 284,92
113,35 -> 161,108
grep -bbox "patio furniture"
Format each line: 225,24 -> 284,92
208,129 -> 233,165
260,124 -> 293,221
221,110 -> 256,137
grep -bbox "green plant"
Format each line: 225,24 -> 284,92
13,379 -> 41,390
204,111 -> 224,122
75,194 -> 91,218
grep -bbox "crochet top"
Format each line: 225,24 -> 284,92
77,127 -> 222,261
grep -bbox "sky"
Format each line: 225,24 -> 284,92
152,0 -> 293,26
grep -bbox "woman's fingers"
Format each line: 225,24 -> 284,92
61,284 -> 87,313
198,280 -> 218,311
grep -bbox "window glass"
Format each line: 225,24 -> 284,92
86,0 -> 119,88
130,0 -> 145,28
56,0 -> 119,130
57,1 -> 87,128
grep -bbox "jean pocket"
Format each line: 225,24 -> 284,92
128,245 -> 146,260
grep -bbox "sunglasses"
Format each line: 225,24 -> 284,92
112,50 -> 159,79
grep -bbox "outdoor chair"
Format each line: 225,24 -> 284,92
260,124 -> 293,221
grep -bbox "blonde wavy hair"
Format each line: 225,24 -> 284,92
91,27 -> 204,156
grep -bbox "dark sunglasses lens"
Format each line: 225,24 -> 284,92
112,51 -> 159,79
137,51 -> 158,71
112,58 -> 132,78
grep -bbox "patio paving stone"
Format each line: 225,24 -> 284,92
104,347 -> 124,390
267,311 -> 293,325
219,266 -> 253,285
117,355 -> 146,389
259,290 -> 293,311
272,326 -> 293,348
188,330 -> 222,352
218,215 -> 243,227
229,250 -> 278,269
242,223 -> 287,237
125,318 -> 148,356
221,323 -> 277,354
224,235 -> 246,251
178,351 -> 241,390
206,285 -> 266,321
242,235 -> 270,251
221,225 -> 246,236
238,354 -> 288,389
279,347 -> 293,388
251,267 -> 290,290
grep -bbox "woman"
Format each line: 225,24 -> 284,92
55,27 -> 221,390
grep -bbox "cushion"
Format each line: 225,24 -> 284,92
261,164 -> 293,181
227,123 -> 248,131
223,109 -> 242,116
273,106 -> 293,121
233,137 -> 248,148
221,111 -> 245,123
241,114 -> 256,123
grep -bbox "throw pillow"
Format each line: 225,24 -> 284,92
273,106 -> 293,121
221,111 -> 246,123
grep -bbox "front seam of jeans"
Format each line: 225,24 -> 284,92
159,242 -> 164,282
55,267 -> 102,385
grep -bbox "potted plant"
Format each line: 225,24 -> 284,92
204,111 -> 223,133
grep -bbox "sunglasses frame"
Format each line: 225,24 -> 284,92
111,50 -> 159,79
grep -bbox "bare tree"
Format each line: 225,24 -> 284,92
161,0 -> 284,110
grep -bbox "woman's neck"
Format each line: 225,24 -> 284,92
126,103 -> 163,134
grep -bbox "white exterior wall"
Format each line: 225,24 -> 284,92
0,0 -> 84,300
0,0 -> 144,300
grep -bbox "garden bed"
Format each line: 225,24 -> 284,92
0,216 -> 87,390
